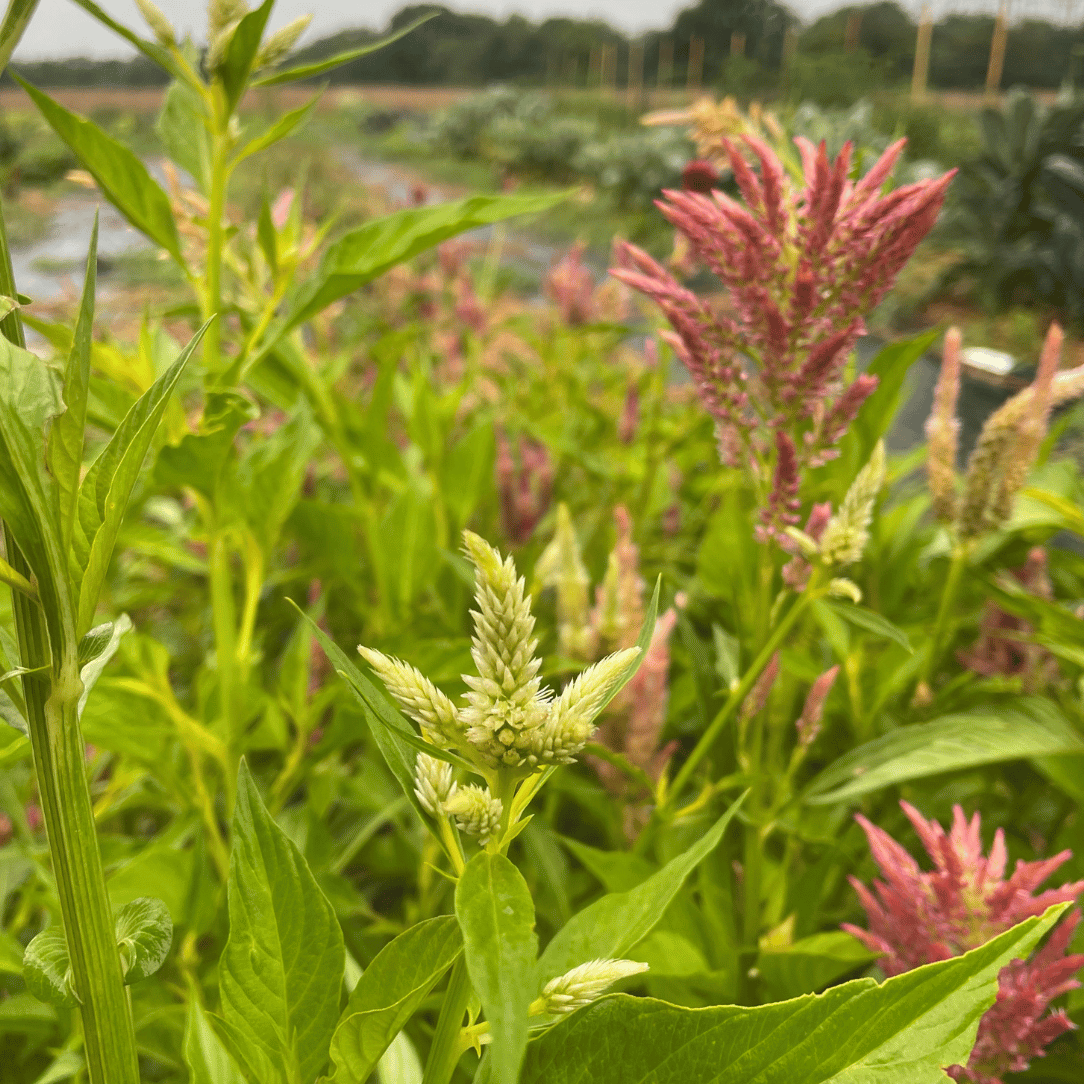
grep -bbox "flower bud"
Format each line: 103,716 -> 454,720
414,753 -> 456,817
443,785 -> 502,845
135,0 -> 174,45
819,441 -> 885,566
256,14 -> 311,69
539,959 -> 649,1014
357,647 -> 461,748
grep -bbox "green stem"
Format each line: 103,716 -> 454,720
423,957 -> 474,1084
204,93 -> 228,379
738,816 -> 763,1004
917,542 -> 968,692
668,579 -> 819,803
0,191 -> 139,1083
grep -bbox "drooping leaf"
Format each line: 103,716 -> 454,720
114,896 -> 172,984
758,931 -> 877,1001
15,76 -> 183,263
258,190 -> 570,363
538,795 -> 744,983
521,907 -> 1068,1084
23,928 -> 78,1008
326,916 -> 462,1083
219,760 -> 344,1084
822,600 -> 912,653
252,12 -> 435,87
72,320 -> 209,635
456,853 -> 538,1084
77,613 -> 132,719
805,698 -> 1084,804
218,0 -> 273,114
185,992 -> 246,1084
48,215 -> 96,552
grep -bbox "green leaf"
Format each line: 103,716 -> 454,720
235,96 -> 321,166
66,0 -> 185,82
851,329 -> 940,458
252,12 -> 435,86
0,0 -> 41,73
257,195 -> 278,275
218,0 -> 273,115
14,76 -> 182,263
72,320 -> 209,635
185,993 -> 246,1084
456,853 -> 538,1084
538,795 -> 744,983
77,613 -> 132,719
288,603 -> 429,825
520,906 -> 1068,1084
326,916 -> 462,1083
219,760 -> 344,1084
23,928 -> 78,1008
48,215 -> 96,552
822,600 -> 912,653
758,931 -> 877,1000
271,190 -> 570,343
805,699 -> 1084,805
156,81 -> 211,190
114,896 -> 172,983
0,335 -> 69,643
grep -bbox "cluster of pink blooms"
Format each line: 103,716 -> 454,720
846,801 -> 1084,1083
545,242 -> 629,328
611,136 -> 954,540
495,431 -> 554,544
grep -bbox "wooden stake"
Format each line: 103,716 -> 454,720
658,38 -> 673,89
603,43 -> 617,96
985,3 -> 1009,103
687,35 -> 704,96
845,11 -> 862,51
588,43 -> 600,88
731,31 -> 746,58
911,5 -> 933,101
627,40 -> 644,108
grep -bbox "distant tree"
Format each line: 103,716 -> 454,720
670,0 -> 795,82
801,3 -> 914,78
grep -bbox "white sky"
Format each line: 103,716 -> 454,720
14,0 -> 1083,60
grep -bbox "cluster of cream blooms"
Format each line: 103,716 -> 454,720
360,532 -> 640,844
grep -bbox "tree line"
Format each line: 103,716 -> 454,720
6,0 -> 1083,92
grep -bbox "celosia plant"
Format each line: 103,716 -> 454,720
846,801 -> 1084,1083
612,136 -> 953,540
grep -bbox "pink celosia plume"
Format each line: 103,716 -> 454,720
496,431 -> 554,545
846,801 -> 1084,1082
612,136 -> 955,540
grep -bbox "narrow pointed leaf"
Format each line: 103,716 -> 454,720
539,795 -> 744,983
805,699 -> 1084,804
49,217 -> 97,552
218,0 -> 273,114
456,854 -> 538,1084
0,0 -> 40,73
185,994 -> 246,1084
252,13 -> 435,87
220,760 -> 344,1084
235,95 -> 320,165
327,917 -> 462,1083
67,0 -> 185,82
72,320 -> 209,635
275,190 -> 570,338
287,602 -> 429,825
14,76 -> 183,263
822,600 -> 912,652
521,906 -> 1068,1084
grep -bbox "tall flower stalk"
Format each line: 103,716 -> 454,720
612,135 -> 953,540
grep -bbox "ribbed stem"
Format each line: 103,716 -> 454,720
0,187 -> 139,1082
423,957 -> 474,1084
